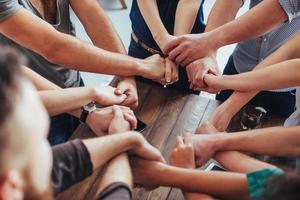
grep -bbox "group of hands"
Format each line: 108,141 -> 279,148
145,33 -> 223,92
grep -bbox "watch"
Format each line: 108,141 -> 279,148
80,102 -> 96,123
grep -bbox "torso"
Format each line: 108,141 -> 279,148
29,0 -> 57,24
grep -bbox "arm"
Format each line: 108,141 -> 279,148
180,0 -> 243,89
136,0 -> 171,49
0,9 -> 165,79
164,0 -> 295,65
207,32 -> 300,131
212,126 -> 300,157
206,59 -> 300,92
132,159 -> 249,200
70,0 -> 138,108
22,67 -> 127,117
173,0 -> 202,36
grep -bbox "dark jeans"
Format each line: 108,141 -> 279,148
48,79 -> 84,146
216,56 -> 296,118
128,38 -> 199,95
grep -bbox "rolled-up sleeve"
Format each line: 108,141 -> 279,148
0,0 -> 21,22
278,0 -> 300,22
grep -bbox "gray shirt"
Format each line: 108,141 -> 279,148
232,0 -> 300,92
0,0 -> 80,88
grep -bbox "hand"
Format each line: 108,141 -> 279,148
184,131 -> 218,167
202,74 -> 223,93
130,133 -> 165,163
115,78 -> 139,109
154,58 -> 179,85
93,86 -> 127,106
156,34 -> 177,51
86,106 -> 137,136
163,33 -> 218,66
108,106 -> 131,134
140,54 -> 165,80
186,54 -> 220,91
208,103 -> 236,132
169,136 -> 195,169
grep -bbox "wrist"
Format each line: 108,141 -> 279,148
209,29 -> 226,50
136,59 -> 151,78
155,33 -> 172,50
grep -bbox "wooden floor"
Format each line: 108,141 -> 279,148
57,80 -> 285,200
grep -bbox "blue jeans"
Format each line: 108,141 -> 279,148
128,38 -> 200,95
216,55 -> 296,118
48,79 -> 84,146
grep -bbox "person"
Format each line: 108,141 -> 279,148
22,66 -> 137,145
128,0 -> 207,93
164,0 -> 300,117
0,0 -> 167,143
0,47 -> 164,200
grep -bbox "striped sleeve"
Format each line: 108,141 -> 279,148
278,0 -> 300,22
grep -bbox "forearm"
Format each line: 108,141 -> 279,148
97,153 -> 133,194
82,132 -> 141,170
221,59 -> 300,91
157,164 -> 249,200
39,87 -> 96,116
137,0 -> 169,48
205,0 -> 243,32
184,192 -> 214,200
214,151 -> 276,173
1,9 -> 144,77
174,0 -> 202,36
214,126 -> 300,157
210,0 -> 288,49
70,0 -> 126,54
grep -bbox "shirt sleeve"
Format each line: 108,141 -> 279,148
0,0 -> 22,21
247,168 -> 284,200
51,139 -> 93,196
278,0 -> 300,22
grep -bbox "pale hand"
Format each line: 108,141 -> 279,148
169,136 -> 196,169
93,86 -> 127,106
115,78 -> 139,109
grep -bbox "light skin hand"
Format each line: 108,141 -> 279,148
108,106 -> 165,162
184,122 -> 221,167
186,54 -> 220,91
169,136 -> 196,169
86,106 -> 137,136
115,78 -> 139,109
163,33 -> 219,66
141,54 -> 166,80
154,57 -> 179,85
93,86 -> 127,106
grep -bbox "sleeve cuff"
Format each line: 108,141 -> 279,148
278,0 -> 300,22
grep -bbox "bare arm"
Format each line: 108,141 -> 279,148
22,67 -> 126,116
0,9 -> 164,79
136,0 -> 171,49
208,31 -> 300,131
212,126 -> 300,157
174,0 -> 202,36
208,59 -> 300,92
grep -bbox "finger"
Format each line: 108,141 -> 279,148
124,113 -> 137,129
175,52 -> 188,66
163,37 -> 183,54
176,136 -> 185,147
196,157 -> 205,167
115,84 -> 127,95
113,105 -> 124,118
165,60 -> 172,83
168,44 -> 186,61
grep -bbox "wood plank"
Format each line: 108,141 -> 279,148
134,89 -> 188,200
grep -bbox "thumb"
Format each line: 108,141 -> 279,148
115,84 -> 127,95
